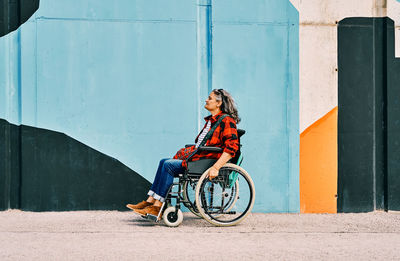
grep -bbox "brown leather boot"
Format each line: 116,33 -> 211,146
126,201 -> 152,210
134,205 -> 161,216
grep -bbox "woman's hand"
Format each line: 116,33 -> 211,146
208,152 -> 232,180
208,166 -> 219,180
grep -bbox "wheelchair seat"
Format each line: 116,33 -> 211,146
187,159 -> 217,174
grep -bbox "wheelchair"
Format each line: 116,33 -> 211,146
147,129 -> 255,227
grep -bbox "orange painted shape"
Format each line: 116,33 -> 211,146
300,107 -> 338,213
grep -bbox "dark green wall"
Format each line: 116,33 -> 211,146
0,120 -> 21,209
387,32 -> 400,211
338,17 -> 400,212
0,119 -> 151,211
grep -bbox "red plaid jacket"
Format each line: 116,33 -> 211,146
179,112 -> 239,167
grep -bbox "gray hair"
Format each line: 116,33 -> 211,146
212,89 -> 241,124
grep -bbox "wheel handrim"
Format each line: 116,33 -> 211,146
195,164 -> 255,226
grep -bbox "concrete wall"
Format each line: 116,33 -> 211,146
290,0 -> 400,213
291,0 -> 393,133
388,0 -> 400,56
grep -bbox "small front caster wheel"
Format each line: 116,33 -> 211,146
163,206 -> 183,227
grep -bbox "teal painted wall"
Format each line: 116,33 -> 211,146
0,0 -> 299,212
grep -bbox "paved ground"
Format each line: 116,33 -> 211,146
0,210 -> 399,260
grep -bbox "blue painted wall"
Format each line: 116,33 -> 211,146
0,0 -> 299,212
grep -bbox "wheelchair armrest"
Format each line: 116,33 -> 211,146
185,144 -> 195,148
197,146 -> 223,153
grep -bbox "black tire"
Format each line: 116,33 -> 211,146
163,206 -> 183,227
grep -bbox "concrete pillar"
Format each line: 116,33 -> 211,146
373,0 -> 387,17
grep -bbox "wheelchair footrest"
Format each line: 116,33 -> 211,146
146,214 -> 160,222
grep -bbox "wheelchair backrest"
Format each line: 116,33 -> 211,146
233,129 -> 245,165
237,129 -> 245,139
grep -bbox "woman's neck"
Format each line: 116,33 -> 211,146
210,109 -> 221,117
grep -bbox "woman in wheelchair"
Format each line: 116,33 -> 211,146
126,89 -> 240,216
127,89 -> 254,227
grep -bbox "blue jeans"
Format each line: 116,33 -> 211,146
147,158 -> 184,202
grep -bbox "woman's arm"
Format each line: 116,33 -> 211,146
208,117 -> 239,180
209,152 -> 232,180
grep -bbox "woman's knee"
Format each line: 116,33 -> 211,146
163,159 -> 175,167
163,159 -> 183,174
158,158 -> 170,166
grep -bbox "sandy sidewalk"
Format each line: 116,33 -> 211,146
0,210 -> 399,260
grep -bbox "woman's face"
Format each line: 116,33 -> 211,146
204,92 -> 222,112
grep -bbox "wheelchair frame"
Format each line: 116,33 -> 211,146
146,129 -> 255,227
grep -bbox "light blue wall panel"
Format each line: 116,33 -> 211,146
20,20 -> 38,126
0,30 -> 21,124
212,0 -> 288,23
287,3 -> 300,213
33,19 -> 197,180
211,0 -> 299,212
36,0 -> 196,21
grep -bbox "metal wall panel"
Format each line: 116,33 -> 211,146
212,0 -> 299,212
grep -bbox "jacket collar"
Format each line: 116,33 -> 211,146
204,111 -> 225,124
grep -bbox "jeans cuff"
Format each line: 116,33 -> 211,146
152,193 -> 165,203
147,190 -> 155,197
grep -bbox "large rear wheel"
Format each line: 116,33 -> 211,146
195,163 -> 255,226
